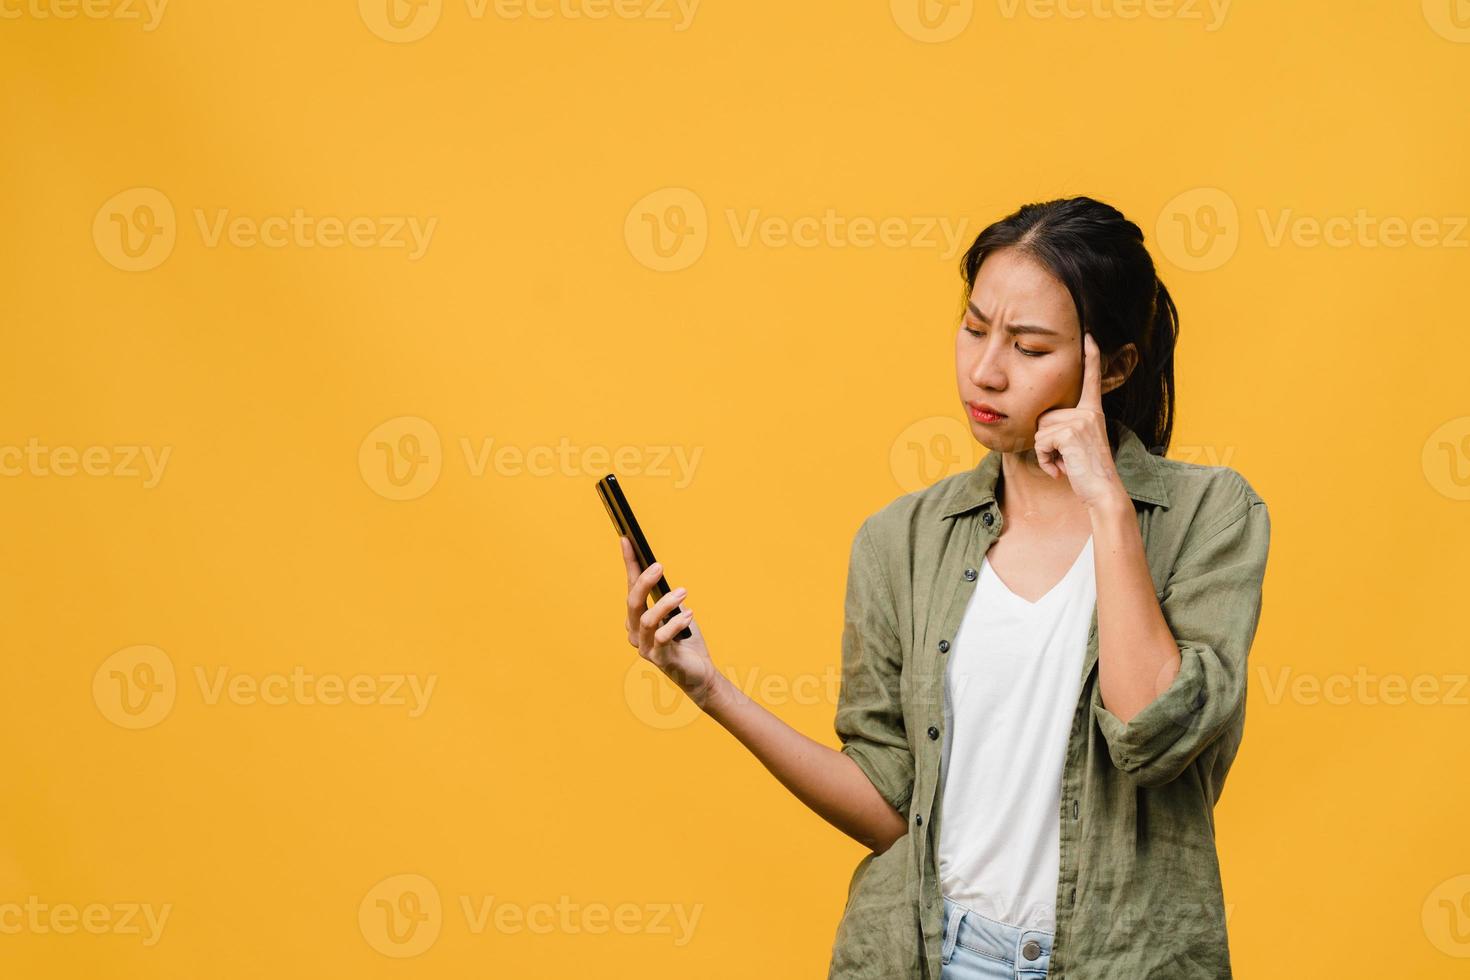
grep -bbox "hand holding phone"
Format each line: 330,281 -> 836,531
596,473 -> 691,640
598,473 -> 720,708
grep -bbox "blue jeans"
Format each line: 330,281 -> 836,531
940,895 -> 1054,980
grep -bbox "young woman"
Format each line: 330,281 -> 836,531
616,196 -> 1272,979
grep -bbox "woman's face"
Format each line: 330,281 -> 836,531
955,247 -> 1087,454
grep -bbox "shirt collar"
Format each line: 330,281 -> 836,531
938,417 -> 1170,521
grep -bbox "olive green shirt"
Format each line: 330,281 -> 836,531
828,419 -> 1272,979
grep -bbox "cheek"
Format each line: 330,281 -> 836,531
1013,364 -> 1071,409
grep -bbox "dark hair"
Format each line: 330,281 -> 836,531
958,196 -> 1178,455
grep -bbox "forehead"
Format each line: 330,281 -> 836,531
968,249 -> 1079,333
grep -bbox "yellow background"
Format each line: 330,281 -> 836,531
3,1 -> 1468,976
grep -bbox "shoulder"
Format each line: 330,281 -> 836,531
850,469 -> 974,556
1152,455 -> 1270,562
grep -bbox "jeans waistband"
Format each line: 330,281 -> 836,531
941,895 -> 1055,973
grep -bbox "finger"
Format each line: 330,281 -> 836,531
1077,332 -> 1103,410
1034,431 -> 1056,478
620,536 -> 641,588
641,586 -> 688,632
654,608 -> 694,644
627,559 -> 665,626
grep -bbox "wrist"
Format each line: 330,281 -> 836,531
693,669 -> 737,715
1087,487 -> 1135,524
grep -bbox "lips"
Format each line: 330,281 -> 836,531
968,402 -> 1006,417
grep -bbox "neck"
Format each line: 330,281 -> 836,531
997,451 -> 1087,525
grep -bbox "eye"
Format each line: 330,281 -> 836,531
966,327 -> 1047,357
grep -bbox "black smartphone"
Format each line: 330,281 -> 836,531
596,473 -> 692,641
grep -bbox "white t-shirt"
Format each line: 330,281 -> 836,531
937,533 -> 1096,933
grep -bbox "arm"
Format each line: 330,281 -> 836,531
618,526 -> 909,856
1089,484 -> 1272,788
700,675 -> 910,854
1088,488 -> 1187,726
701,517 -> 912,854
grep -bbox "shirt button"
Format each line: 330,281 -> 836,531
927,726 -> 939,740
1022,940 -> 1042,961
915,814 -> 923,826
1073,799 -> 1079,820
963,567 -> 977,581
937,639 -> 950,654
982,512 -> 994,526
1071,886 -> 1077,904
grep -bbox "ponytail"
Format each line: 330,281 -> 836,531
961,196 -> 1181,456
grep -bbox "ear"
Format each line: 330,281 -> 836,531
1100,342 -> 1139,397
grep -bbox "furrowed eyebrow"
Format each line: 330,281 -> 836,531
966,301 -> 1062,337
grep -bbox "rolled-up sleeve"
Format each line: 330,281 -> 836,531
1091,492 -> 1271,788
834,517 -> 915,814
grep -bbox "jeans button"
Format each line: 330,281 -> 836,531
1022,940 -> 1041,960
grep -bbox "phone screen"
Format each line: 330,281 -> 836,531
596,473 -> 692,640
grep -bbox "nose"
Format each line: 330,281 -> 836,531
969,334 -> 1008,392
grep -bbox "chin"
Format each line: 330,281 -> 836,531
969,419 -> 1033,455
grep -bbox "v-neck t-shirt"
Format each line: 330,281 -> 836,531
937,533 -> 1097,934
